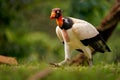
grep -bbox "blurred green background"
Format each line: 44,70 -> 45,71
0,0 -> 119,65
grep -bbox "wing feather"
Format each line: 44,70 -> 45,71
71,18 -> 99,40
69,17 -> 111,53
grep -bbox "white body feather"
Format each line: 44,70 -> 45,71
56,17 -> 99,65
56,17 -> 99,45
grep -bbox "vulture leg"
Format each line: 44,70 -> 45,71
83,46 -> 93,66
58,43 -> 71,66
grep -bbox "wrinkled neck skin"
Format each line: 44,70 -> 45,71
56,16 -> 70,42
56,16 -> 63,27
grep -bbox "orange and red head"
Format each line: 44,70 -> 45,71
50,8 -> 62,19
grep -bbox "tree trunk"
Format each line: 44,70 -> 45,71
69,0 -> 120,66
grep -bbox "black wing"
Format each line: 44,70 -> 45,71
81,34 -> 111,53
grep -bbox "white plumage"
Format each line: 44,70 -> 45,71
55,17 -> 110,66
56,17 -> 97,66
56,17 -> 99,41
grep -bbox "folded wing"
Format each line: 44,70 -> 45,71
71,17 -> 111,53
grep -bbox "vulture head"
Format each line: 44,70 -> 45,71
50,8 -> 62,19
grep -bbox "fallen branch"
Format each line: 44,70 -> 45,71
27,68 -> 52,80
0,55 -> 18,65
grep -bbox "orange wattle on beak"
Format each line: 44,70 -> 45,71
50,12 -> 56,19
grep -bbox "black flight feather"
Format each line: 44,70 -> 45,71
81,34 -> 111,53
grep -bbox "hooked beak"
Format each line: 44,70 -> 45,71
50,11 -> 56,19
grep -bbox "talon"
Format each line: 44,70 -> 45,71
88,59 -> 93,67
49,63 -> 60,67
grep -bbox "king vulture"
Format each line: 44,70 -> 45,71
50,8 -> 111,66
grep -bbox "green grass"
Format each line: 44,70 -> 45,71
0,62 -> 120,80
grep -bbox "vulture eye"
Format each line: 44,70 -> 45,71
56,11 -> 60,13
